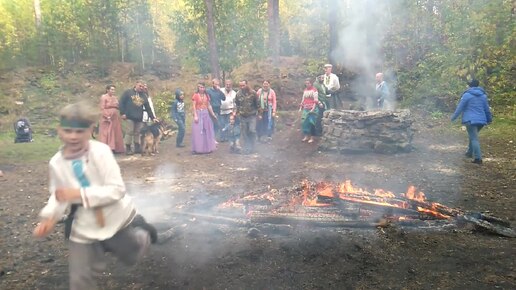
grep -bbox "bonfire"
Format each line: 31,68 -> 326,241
213,179 -> 514,237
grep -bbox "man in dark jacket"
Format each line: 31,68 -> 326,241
451,79 -> 492,164
119,80 -> 156,155
206,78 -> 226,141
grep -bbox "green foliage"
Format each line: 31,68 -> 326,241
0,132 -> 61,164
281,0 -> 328,59
430,110 -> 444,120
388,0 -> 515,117
152,90 -> 174,122
0,0 -> 513,122
170,0 -> 269,74
39,73 -> 58,93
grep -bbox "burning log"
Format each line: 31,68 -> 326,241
169,210 -> 248,226
214,179 -> 514,237
458,213 -> 515,238
316,195 -> 422,218
249,212 -> 382,228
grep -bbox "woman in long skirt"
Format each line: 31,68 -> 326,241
299,78 -> 319,143
191,82 -> 217,154
98,85 -> 125,153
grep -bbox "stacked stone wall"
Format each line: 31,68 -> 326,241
319,109 -> 414,154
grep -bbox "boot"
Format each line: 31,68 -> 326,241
134,143 -> 142,154
131,214 -> 157,244
125,144 -> 133,155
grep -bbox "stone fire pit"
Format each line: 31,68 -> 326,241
319,109 -> 414,154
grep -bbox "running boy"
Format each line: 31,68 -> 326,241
33,101 -> 157,290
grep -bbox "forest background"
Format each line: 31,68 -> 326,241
0,0 -> 514,136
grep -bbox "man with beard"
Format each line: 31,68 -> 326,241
234,80 -> 259,154
119,80 -> 155,155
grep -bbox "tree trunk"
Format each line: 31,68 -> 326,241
34,0 -> 42,28
204,0 -> 221,79
136,11 -> 145,70
267,0 -> 280,66
328,0 -> 339,65
33,0 -> 45,64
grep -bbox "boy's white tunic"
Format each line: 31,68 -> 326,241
39,140 -> 136,244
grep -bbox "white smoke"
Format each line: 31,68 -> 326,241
332,0 -> 397,110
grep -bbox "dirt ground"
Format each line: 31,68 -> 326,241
0,111 -> 515,290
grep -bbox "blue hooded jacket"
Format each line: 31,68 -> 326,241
451,87 -> 492,125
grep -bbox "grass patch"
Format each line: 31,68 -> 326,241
0,132 -> 61,164
484,116 -> 516,140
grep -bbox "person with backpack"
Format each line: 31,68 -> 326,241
14,117 -> 33,143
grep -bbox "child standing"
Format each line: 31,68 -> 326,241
170,88 -> 186,147
33,102 -> 157,290
222,113 -> 241,153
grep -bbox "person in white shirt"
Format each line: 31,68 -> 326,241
33,102 -> 157,290
323,64 -> 341,109
220,79 -> 237,142
375,72 -> 389,109
142,83 -> 157,123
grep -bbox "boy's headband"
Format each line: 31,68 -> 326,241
60,118 -> 91,129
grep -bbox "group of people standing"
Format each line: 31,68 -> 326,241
97,80 -> 157,155
297,63 -> 341,143
95,64 -> 344,155
170,78 -> 277,155
96,65 -> 489,165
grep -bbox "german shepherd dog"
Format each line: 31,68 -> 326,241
140,121 -> 171,156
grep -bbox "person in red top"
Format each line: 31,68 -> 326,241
191,82 -> 218,154
299,78 -> 319,143
256,80 -> 277,143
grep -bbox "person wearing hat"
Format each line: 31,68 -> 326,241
170,88 -> 186,147
451,79 -> 492,164
323,64 -> 341,109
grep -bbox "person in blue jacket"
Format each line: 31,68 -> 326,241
451,79 -> 492,164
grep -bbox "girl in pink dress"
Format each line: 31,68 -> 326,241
191,82 -> 217,154
98,85 -> 125,153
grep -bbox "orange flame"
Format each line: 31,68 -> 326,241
405,185 -> 426,202
300,180 -> 451,220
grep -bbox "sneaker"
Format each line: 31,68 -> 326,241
472,159 -> 483,165
131,214 -> 158,244
302,137 -> 309,142
308,138 -> 314,143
